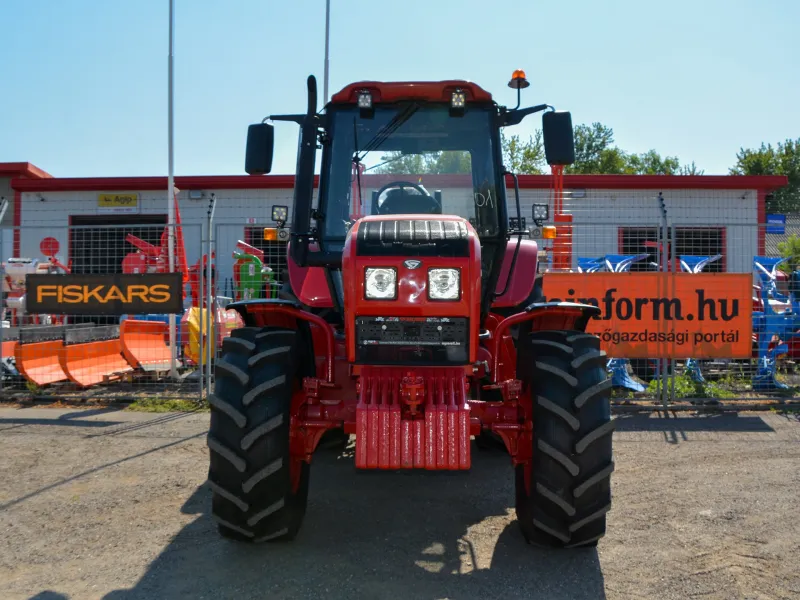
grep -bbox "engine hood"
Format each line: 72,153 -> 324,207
351,214 -> 474,257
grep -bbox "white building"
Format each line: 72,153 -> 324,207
5,163 -> 788,294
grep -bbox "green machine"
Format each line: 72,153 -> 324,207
233,241 -> 277,300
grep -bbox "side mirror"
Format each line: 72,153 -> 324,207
245,123 -> 275,175
542,111 -> 575,166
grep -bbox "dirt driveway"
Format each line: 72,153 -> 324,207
1,406 -> 799,600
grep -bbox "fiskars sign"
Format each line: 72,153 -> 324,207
542,273 -> 753,358
26,273 -> 183,315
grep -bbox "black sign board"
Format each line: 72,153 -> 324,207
25,273 -> 184,315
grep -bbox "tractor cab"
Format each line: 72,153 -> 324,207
245,72 -> 575,319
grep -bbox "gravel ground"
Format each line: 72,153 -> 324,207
1,406 -> 799,600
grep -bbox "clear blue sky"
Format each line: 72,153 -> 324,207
1,0 -> 797,177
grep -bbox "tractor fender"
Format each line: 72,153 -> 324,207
490,302 -> 601,382
226,299 -> 333,383
492,238 -> 539,308
524,301 -> 601,333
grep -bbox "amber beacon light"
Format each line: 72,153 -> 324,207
508,69 -> 530,89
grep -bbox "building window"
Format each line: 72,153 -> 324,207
619,227 -> 725,272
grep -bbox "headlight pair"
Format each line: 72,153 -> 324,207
364,267 -> 460,300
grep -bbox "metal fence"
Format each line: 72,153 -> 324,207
0,223 -> 209,402
2,187 -> 799,407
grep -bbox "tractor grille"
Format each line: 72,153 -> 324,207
357,219 -> 470,257
355,316 -> 469,365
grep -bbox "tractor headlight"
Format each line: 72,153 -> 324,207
428,268 -> 460,300
364,267 -> 397,300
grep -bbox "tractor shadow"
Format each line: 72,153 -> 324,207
104,442 -> 606,600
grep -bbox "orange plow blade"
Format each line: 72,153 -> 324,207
2,327 -> 19,363
13,324 -> 94,387
58,325 -> 133,388
1,340 -> 17,357
15,340 -> 68,386
120,319 -> 173,371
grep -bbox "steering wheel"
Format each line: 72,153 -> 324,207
374,180 -> 442,215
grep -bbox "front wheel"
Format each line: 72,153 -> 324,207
207,326 -> 310,543
514,330 -> 614,548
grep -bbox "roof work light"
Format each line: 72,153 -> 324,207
357,91 -> 372,109
450,89 -> 466,116
357,90 -> 374,118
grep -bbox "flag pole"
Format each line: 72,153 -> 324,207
167,0 -> 177,379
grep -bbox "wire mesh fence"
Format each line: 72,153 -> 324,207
0,223 -> 210,401
2,186 -> 798,407
531,189 -> 800,405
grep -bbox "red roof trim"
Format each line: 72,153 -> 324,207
11,174 -> 319,192
11,173 -> 788,193
0,162 -> 52,179
513,174 -> 788,191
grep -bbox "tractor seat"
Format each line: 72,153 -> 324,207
378,188 -> 441,215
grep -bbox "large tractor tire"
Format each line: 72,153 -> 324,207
207,326 -> 310,543
514,330 -> 614,548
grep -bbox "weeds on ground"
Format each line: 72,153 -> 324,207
25,380 -> 43,395
126,397 -> 209,413
646,373 -> 736,400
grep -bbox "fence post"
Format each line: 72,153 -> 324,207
206,194 -> 217,397
197,221 -> 204,403
657,192 -> 670,410
669,221 -> 677,404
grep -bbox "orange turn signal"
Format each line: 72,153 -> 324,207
542,226 -> 557,239
263,227 -> 278,241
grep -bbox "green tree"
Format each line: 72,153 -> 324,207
625,149 -> 681,175
372,120 -> 702,177
501,130 -> 545,174
563,122 -> 685,175
373,152 -> 436,175
565,123 -> 620,174
680,160 -> 705,175
729,138 -> 800,213
373,151 -> 471,175
777,233 -> 800,273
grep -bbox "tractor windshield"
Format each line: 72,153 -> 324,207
318,103 -> 505,243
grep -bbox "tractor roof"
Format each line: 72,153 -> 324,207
329,80 -> 493,105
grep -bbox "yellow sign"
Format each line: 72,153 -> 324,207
98,193 -> 139,213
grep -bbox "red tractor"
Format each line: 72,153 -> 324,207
207,71 -> 614,548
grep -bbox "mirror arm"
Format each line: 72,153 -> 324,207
498,103 -> 552,127
266,114 -> 306,125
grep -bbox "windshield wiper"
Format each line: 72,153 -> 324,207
351,102 -> 422,214
355,102 -> 421,162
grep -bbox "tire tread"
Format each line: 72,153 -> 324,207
207,326 -> 309,543
515,329 -> 614,548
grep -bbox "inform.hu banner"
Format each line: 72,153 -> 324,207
25,273 -> 184,316
543,272 -> 753,359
